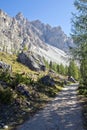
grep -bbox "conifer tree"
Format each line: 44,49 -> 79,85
68,60 -> 79,80
72,0 -> 87,87
59,64 -> 65,75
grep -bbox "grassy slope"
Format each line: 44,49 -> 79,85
0,52 -> 64,130
0,52 -> 33,73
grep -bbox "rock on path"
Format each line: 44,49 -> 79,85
17,84 -> 85,130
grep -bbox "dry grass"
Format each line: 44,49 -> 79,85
0,52 -> 33,74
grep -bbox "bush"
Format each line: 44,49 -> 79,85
0,71 -> 12,84
12,73 -> 33,87
0,87 -> 13,104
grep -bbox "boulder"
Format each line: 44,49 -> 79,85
0,61 -> 12,72
18,52 -> 46,71
16,84 -> 30,98
3,125 -> 8,129
68,76 -> 76,83
40,75 -> 55,86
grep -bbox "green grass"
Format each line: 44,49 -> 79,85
0,51 -> 64,130
0,52 -> 33,74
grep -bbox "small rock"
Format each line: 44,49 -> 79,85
18,52 -> 46,71
3,125 -> 8,129
16,84 -> 30,98
22,112 -> 26,115
40,75 -> 55,86
0,61 -> 12,72
0,123 -> 4,127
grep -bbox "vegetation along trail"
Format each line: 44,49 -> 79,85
17,83 -> 85,130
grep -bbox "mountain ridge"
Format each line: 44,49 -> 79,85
0,9 -> 71,65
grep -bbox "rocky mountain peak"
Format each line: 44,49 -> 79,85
15,12 -> 26,25
0,9 -> 5,16
15,12 -> 24,20
0,10 -> 73,65
0,9 -> 10,20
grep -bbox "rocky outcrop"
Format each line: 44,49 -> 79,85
16,84 -> 30,98
0,61 -> 12,72
0,9 -> 72,66
0,9 -> 74,53
18,52 -> 46,71
68,76 -> 76,83
31,20 -> 75,51
40,75 -> 55,86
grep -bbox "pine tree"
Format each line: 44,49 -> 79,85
65,66 -> 68,76
49,61 -> 52,69
59,64 -> 65,75
68,60 -> 79,80
57,64 -> 60,73
71,0 -> 87,88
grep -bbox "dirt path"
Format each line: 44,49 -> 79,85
17,84 -> 85,130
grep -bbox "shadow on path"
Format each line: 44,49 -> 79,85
17,84 -> 85,130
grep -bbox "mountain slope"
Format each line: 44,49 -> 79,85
0,9 -> 70,65
31,20 -> 74,51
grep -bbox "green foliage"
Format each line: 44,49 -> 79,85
36,80 -> 62,98
43,57 -> 49,69
59,64 -> 65,75
0,70 -> 33,89
65,66 -> 68,76
71,0 -> 87,95
23,45 -> 28,51
43,58 -> 69,76
0,87 -> 13,104
79,80 -> 87,97
51,62 -> 57,72
11,73 -> 33,88
49,61 -> 53,69
0,70 -> 12,85
68,60 -> 79,80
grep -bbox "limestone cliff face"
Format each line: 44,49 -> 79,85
31,20 -> 74,51
0,9 -> 71,65
0,10 -> 47,54
0,9 -> 74,53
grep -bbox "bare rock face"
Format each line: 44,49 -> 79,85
18,52 -> 46,71
0,9 -> 74,54
16,84 -> 30,98
0,10 -> 47,54
31,20 -> 75,52
0,61 -> 12,72
40,75 -> 55,86
0,9 -> 73,66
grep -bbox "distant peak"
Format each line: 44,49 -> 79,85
34,19 -> 41,23
0,9 -> 7,16
0,9 -> 3,13
32,19 -> 42,25
15,12 -> 24,21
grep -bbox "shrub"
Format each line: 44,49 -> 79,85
12,73 -> 33,89
0,87 -> 13,104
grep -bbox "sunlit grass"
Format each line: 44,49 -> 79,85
0,52 -> 33,74
0,51 -> 64,130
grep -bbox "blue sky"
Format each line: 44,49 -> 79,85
0,0 -> 75,36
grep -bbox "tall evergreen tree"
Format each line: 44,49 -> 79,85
68,60 -> 79,80
71,0 -> 87,88
59,64 -> 65,75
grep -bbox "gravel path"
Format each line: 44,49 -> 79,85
17,84 -> 85,130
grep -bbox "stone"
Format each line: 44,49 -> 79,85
18,52 -> 46,71
0,61 -> 12,72
68,76 -> 76,83
16,84 -> 30,97
0,10 -> 71,66
40,75 -> 55,86
3,125 -> 8,129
